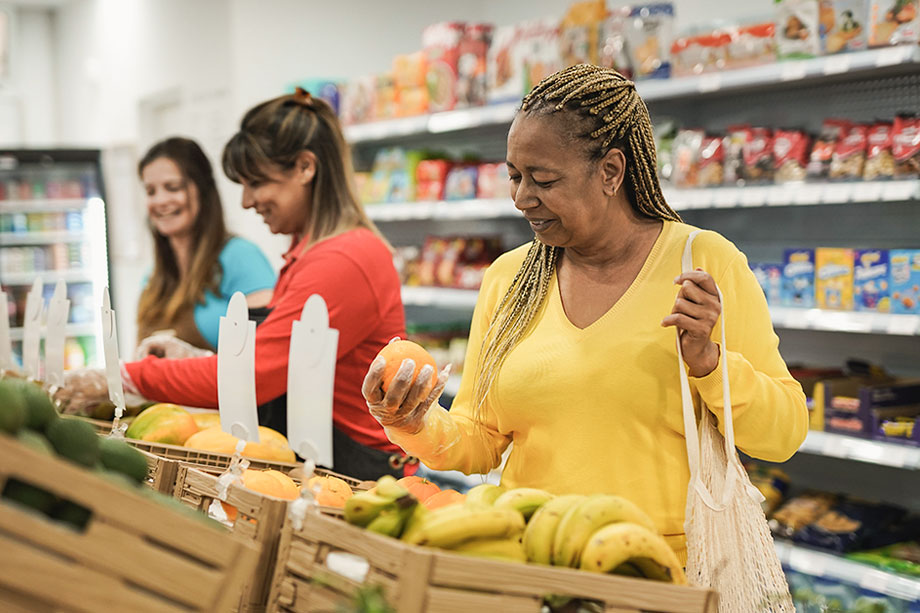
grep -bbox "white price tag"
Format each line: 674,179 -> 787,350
858,569 -> 892,594
852,181 -> 883,203
697,73 -> 722,93
767,185 -> 794,206
794,183 -> 824,205
789,548 -> 827,576
713,188 -> 740,207
821,434 -> 848,459
217,292 -> 260,443
882,445 -> 910,469
886,314 -> 920,336
780,61 -> 807,81
875,46 -> 908,67
822,183 -> 851,203
740,187 -> 767,207
823,55 -> 852,75
881,181 -> 917,202
785,309 -> 811,330
688,189 -> 711,208
22,278 -> 44,380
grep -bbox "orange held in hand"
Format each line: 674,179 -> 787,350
377,340 -> 438,393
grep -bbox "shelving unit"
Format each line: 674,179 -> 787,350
8,322 -> 97,342
1,269 -> 93,285
0,231 -> 86,245
798,430 -> 920,471
0,198 -> 92,213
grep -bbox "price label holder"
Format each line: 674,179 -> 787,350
287,295 -> 339,468
788,547 -> 828,577
858,568 -> 893,596
780,61 -> 807,82
697,73 -> 722,93
217,292 -> 260,444
101,287 -> 128,437
882,180 -> 918,202
713,188 -> 740,207
784,308 -> 811,330
45,280 -> 70,389
886,314 -> 920,336
852,181 -> 883,203
875,46 -> 908,67
0,291 -> 12,373
22,277 -> 44,380
823,55 -> 852,75
793,183 -> 824,205
822,183 -> 851,203
740,186 -> 767,207
767,185 -> 794,206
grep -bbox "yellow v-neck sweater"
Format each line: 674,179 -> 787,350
387,221 -> 808,559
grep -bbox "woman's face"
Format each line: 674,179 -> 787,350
239,161 -> 312,236
142,157 -> 200,239
506,113 -> 616,250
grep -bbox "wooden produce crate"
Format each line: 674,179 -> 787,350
267,512 -> 719,613
0,434 -> 260,613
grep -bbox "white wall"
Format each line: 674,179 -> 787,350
0,7 -> 56,146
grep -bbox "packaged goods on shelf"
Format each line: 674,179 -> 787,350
746,463 -> 791,515
559,0 -> 606,67
854,249 -> 892,312
783,248 -> 818,308
365,148 -> 425,203
814,377 -> 920,440
816,247 -> 856,310
809,119 -> 852,180
775,129 -> 813,183
340,75 -> 376,125
286,78 -> 341,113
457,24 -> 493,108
598,5 -> 633,76
865,121 -> 897,180
670,128 -> 704,188
393,51 -> 429,117
868,0 -> 920,46
486,24 -> 523,103
820,0 -> 870,53
670,26 -> 733,77
786,567 -> 916,612
726,21 -> 778,69
423,22 -> 464,113
893,115 -> 920,178
444,164 -> 478,200
519,17 -> 564,91
697,134 -> 725,187
415,158 -> 451,201
374,72 -> 398,121
776,0 -> 823,59
752,262 -> 784,305
890,249 -> 920,314
831,123 -> 870,180
624,2 -> 674,79
476,162 -> 507,198
415,235 -> 502,289
848,541 -> 920,577
742,126 -> 776,184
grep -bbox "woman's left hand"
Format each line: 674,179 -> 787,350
661,268 -> 721,378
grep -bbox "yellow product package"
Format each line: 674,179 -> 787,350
816,248 -> 855,310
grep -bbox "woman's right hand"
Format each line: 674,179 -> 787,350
134,333 -> 213,361
362,353 -> 450,435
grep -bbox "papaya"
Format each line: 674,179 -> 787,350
183,425 -> 295,463
126,403 -> 198,445
190,412 -> 221,431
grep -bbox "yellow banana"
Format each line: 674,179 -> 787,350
399,502 -> 431,543
465,483 -> 506,507
375,475 -> 409,500
406,507 -> 525,549
493,487 -> 555,521
522,494 -> 586,565
450,537 -> 527,563
344,491 -> 399,527
401,502 -> 467,544
552,494 -> 657,568
579,522 -> 687,585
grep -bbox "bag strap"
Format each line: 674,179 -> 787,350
678,230 -> 738,510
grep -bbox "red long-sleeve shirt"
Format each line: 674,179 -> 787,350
125,228 -> 405,453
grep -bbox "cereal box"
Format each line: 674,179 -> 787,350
819,0 -> 870,53
816,248 -> 855,310
456,24 -> 493,108
868,0 -> 920,46
751,263 -> 783,305
776,0 -> 823,59
487,25 -> 523,103
625,3 -> 675,79
782,249 -> 816,307
890,249 -> 920,314
853,249 -> 890,312
423,22 -> 465,113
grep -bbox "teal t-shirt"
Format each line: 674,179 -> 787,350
194,237 -> 277,348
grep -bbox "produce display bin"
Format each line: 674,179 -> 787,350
0,434 -> 260,613
266,511 -> 719,613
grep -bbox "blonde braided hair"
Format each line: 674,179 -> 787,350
471,64 -> 681,424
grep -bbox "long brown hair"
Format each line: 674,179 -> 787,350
221,88 -> 386,249
136,137 -> 229,341
472,64 -> 682,421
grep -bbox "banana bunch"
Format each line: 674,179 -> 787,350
521,493 -> 686,584
343,475 -> 420,538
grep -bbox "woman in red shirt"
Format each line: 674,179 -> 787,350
61,88 -> 416,480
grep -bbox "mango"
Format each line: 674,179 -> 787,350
126,403 -> 198,445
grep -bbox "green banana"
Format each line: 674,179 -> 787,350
450,537 -> 527,563
375,475 -> 409,500
552,494 -> 657,568
492,487 -> 555,521
405,506 -> 525,549
366,501 -> 417,538
465,483 -> 506,507
344,492 -> 400,527
579,522 -> 687,585
399,502 -> 431,543
521,494 -> 586,565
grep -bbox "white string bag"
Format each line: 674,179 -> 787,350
677,231 -> 794,613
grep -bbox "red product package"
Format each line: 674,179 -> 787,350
423,22 -> 465,113
476,163 -> 508,199
456,24 -> 493,108
726,22 -> 776,70
864,121 -> 895,180
774,129 -> 812,183
741,127 -> 774,184
830,123 -> 869,180
892,115 -> 920,178
415,159 -> 452,201
807,119 -> 851,180
697,135 -> 725,187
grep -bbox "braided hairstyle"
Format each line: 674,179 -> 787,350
471,64 -> 681,423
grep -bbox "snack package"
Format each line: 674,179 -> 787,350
819,0 -> 870,53
444,165 -> 479,200
560,0 -> 607,66
697,135 -> 725,187
624,3 -> 674,79
722,126 -> 749,186
741,127 -> 775,184
393,52 -> 429,117
726,22 -> 777,69
794,499 -> 906,553
864,121 -> 896,180
520,18 -> 564,91
654,118 -> 678,185
869,0 -> 920,46
775,0 -> 823,59
774,129 -> 812,183
670,129 -> 704,188
487,25 -> 524,103
770,492 -> 838,538
340,75 -> 377,125
892,115 -> 920,178
751,262 -> 783,305
816,247 -> 855,310
423,22 -> 465,113
854,249 -> 891,312
782,248 -> 817,307
746,463 -> 791,515
598,6 -> 634,77
671,27 -> 732,77
415,159 -> 452,201
374,73 -> 398,121
807,119 -> 851,180
848,541 -> 920,577
830,123 -> 869,179
476,162 -> 507,199
890,249 -> 920,314
456,24 -> 493,108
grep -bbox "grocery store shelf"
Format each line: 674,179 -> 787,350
366,198 -> 518,221
8,322 -> 98,342
401,286 -> 479,309
665,180 -> 920,211
771,307 -> 920,336
0,198 -> 91,213
344,47 -> 920,144
798,430 -> 920,470
0,231 -> 85,245
775,540 -> 920,601
0,269 -> 93,285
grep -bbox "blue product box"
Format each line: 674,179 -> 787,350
890,249 -> 920,315
781,248 -> 815,308
750,262 -> 782,305
854,249 -> 890,313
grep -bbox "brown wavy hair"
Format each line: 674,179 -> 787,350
136,137 -> 229,341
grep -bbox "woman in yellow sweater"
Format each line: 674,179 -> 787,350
362,64 -> 809,561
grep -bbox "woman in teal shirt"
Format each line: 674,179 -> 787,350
135,137 -> 276,353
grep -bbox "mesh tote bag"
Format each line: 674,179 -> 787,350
677,230 -> 794,612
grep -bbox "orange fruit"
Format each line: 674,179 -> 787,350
423,489 -> 466,510
397,476 -> 440,502
307,475 -> 354,508
377,340 -> 437,393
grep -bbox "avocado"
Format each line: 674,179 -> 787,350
12,379 -> 58,431
16,429 -> 54,454
99,438 -> 149,484
46,418 -> 100,468
2,478 -> 56,515
0,378 -> 27,434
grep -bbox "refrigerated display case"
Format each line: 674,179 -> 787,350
0,149 -> 111,370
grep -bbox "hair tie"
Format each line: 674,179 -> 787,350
291,86 -> 314,109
